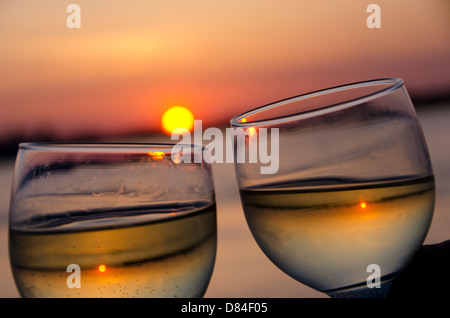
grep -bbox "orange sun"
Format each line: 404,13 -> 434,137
98,264 -> 106,273
161,106 -> 194,135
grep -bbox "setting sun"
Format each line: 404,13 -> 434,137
161,106 -> 194,135
98,265 -> 106,273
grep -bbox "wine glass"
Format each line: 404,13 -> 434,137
230,78 -> 435,297
9,143 -> 217,298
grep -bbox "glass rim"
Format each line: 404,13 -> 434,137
18,142 -> 206,152
230,77 -> 404,127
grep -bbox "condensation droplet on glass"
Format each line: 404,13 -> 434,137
127,191 -> 138,198
172,154 -> 181,165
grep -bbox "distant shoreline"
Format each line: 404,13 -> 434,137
1,95 -> 449,158
411,91 -> 450,108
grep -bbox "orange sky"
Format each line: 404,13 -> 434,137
0,0 -> 449,139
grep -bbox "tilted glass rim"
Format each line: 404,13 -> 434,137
230,78 -> 404,127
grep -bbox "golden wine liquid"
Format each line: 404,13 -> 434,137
240,177 -> 435,296
9,203 -> 217,298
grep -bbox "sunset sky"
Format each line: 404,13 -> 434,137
0,0 -> 449,141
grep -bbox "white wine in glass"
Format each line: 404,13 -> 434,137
231,78 -> 435,297
9,143 -> 217,298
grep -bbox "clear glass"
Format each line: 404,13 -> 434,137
230,78 -> 435,298
9,143 -> 217,298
